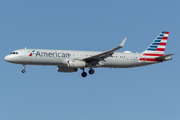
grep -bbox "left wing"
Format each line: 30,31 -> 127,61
83,38 -> 127,63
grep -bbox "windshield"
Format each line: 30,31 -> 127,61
10,52 -> 18,54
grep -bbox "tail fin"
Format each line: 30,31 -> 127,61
143,31 -> 169,57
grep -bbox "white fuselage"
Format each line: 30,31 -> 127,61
4,49 -> 154,68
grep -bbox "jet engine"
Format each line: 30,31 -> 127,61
68,60 -> 86,68
57,66 -> 78,73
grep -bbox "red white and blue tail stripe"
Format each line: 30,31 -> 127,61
140,31 -> 169,62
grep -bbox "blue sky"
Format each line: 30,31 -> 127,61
0,0 -> 179,120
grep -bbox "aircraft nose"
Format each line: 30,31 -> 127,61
4,55 -> 10,62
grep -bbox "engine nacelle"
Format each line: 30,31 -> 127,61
68,60 -> 86,68
57,66 -> 78,73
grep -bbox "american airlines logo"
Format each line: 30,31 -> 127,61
29,50 -> 70,58
29,50 -> 35,56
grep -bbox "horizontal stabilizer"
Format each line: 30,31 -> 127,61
155,54 -> 174,59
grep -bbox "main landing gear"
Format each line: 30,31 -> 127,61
81,68 -> 95,77
22,64 -> 26,73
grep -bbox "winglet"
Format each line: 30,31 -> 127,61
119,37 -> 127,47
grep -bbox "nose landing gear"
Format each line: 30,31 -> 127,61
22,64 -> 26,73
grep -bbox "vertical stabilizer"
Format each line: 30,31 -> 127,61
143,31 -> 169,56
140,31 -> 169,62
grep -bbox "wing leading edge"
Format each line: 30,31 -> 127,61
83,38 -> 127,63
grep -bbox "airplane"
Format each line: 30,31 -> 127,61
4,31 -> 174,77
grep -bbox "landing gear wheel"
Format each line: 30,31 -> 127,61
81,72 -> 87,77
22,64 -> 26,73
22,70 -> 25,73
89,69 -> 95,75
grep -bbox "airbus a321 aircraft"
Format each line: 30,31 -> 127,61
4,31 -> 173,77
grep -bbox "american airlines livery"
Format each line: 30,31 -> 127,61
4,31 -> 173,77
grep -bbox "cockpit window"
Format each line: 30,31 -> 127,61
10,52 -> 18,54
10,52 -> 15,54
